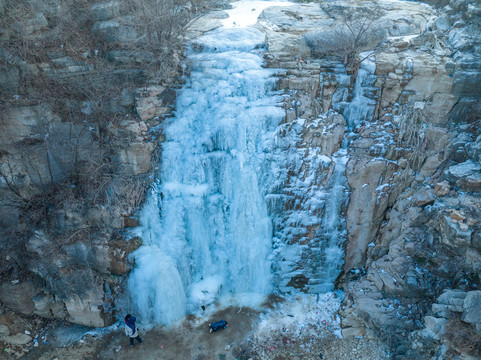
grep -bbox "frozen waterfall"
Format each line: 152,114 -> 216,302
128,0 -> 351,326
128,1 -> 291,325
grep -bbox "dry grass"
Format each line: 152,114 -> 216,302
445,317 -> 481,358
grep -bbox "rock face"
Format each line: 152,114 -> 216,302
0,0 -> 187,327
258,0 -> 481,358
1,4 -> 480,359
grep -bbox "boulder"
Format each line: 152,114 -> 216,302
425,127 -> 451,153
0,105 -> 98,195
414,189 -> 436,206
439,215 -> 472,249
462,291 -> 481,330
0,106 -> 57,144
375,53 -> 402,75
431,290 -> 468,318
355,296 -> 398,329
345,158 -> 394,271
450,210 -> 466,221
465,135 -> 481,163
63,242 -> 110,274
301,112 -> 345,155
26,231 -> 50,256
437,289 -> 466,306
12,13 -> 48,36
371,269 -> 401,294
423,316 -> 447,340
466,248 -> 481,272
109,236 -> 142,275
342,327 -> 366,338
434,15 -> 451,31
123,217 -> 140,227
403,55 -> 454,123
134,86 -> 175,121
65,292 -> 106,327
116,141 -> 155,175
33,294 -> 67,319
451,132 -> 473,150
432,303 -> 451,318
423,93 -> 458,127
448,28 -> 472,51
445,160 -> 481,183
92,19 -> 138,44
459,173 -> 481,192
185,10 -> 228,40
472,231 -> 481,251
452,66 -> 481,98
4,333 -> 32,345
91,1 -> 119,21
106,50 -> 153,65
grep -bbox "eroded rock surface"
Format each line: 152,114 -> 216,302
257,0 -> 481,358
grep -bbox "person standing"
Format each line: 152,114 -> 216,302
124,314 -> 143,347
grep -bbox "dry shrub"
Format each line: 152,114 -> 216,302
445,317 -> 481,357
0,0 -> 212,240
395,104 -> 428,171
117,0 -> 197,82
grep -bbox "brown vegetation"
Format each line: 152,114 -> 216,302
445,317 -> 481,358
0,0 -> 211,283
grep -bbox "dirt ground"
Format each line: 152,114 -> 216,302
16,305 -> 390,360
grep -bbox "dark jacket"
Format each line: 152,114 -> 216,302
125,316 -> 136,332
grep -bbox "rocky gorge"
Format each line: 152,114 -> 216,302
1,0 -> 481,359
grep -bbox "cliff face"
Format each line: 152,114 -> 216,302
256,0 -> 481,357
1,0 -> 480,358
0,0 -> 196,329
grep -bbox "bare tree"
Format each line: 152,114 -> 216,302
305,3 -> 385,70
118,0 -> 202,82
